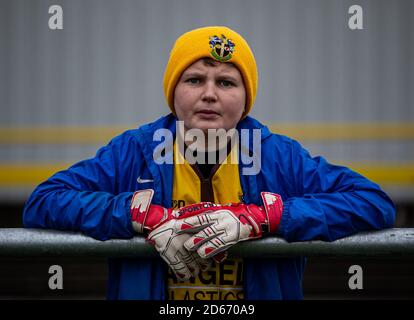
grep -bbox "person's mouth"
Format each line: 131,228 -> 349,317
196,109 -> 220,118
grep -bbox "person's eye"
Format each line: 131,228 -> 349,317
219,80 -> 234,87
186,78 -> 201,84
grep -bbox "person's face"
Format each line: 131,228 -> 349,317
174,59 -> 246,133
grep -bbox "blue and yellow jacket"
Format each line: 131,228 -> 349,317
23,114 -> 396,299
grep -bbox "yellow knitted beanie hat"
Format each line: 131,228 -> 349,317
163,26 -> 258,118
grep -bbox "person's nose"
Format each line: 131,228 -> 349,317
201,81 -> 218,103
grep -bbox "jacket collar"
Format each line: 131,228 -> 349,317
135,113 -> 271,206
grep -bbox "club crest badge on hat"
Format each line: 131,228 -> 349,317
209,34 -> 235,62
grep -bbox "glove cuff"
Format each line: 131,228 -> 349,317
131,191 -> 219,233
130,189 -> 155,233
260,192 -> 283,233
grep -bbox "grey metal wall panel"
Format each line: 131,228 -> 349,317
0,0 -> 413,200
1,0 -> 413,124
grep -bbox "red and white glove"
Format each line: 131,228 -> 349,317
147,219 -> 211,281
130,189 -> 226,281
176,192 -> 283,259
131,189 -> 221,233
130,189 -> 181,234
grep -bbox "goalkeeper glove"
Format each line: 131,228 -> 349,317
130,189 -> 226,280
177,192 -> 283,259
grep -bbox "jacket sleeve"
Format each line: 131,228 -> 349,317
277,139 -> 396,242
22,132 -> 139,241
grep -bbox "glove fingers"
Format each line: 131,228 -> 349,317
170,248 -> 213,280
178,250 -> 201,279
148,222 -> 194,282
184,225 -> 224,251
192,252 -> 213,272
158,249 -> 193,282
175,213 -> 220,233
212,251 -> 228,264
176,219 -> 212,234
172,252 -> 212,278
197,238 -> 234,259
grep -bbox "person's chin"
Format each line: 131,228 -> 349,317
192,117 -> 222,130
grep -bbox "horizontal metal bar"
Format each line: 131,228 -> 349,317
1,228 -> 414,258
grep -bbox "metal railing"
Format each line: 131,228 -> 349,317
1,228 -> 414,258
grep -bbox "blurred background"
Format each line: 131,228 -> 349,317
0,0 -> 413,299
